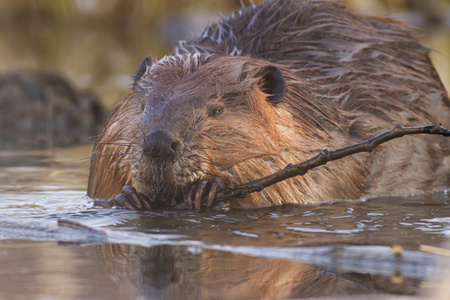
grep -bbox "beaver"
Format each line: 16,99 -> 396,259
87,0 -> 450,210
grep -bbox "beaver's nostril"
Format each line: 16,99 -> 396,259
143,129 -> 180,160
171,140 -> 181,152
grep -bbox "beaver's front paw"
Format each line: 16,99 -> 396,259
114,185 -> 153,210
186,178 -> 223,209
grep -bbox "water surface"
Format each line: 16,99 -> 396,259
1,147 -> 450,299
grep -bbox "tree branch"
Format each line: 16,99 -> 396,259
214,125 -> 450,203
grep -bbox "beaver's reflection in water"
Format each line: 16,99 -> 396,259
96,243 -> 420,299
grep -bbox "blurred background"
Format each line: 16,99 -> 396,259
0,0 -> 448,110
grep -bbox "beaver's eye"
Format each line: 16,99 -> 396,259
209,106 -> 224,117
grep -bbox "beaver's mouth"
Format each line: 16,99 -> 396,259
141,177 -> 222,209
140,162 -> 223,209
139,138 -> 226,208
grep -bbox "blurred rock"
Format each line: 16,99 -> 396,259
0,69 -> 106,149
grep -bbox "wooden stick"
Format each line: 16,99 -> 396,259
214,125 -> 450,203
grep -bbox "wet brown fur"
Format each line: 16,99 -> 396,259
88,0 -> 450,207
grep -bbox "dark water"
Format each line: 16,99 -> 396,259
1,147 -> 450,299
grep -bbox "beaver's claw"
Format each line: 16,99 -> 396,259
114,185 -> 153,210
114,181 -> 227,211
186,178 -> 225,210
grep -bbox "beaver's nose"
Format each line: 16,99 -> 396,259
143,129 -> 181,160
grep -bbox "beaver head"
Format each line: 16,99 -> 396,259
133,54 -> 286,201
117,53 -> 287,202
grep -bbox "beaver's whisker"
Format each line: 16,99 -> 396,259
92,153 -> 132,158
96,142 -> 138,146
197,158 -> 228,171
191,146 -> 232,153
227,154 -> 287,171
137,125 -> 147,140
184,153 -> 228,171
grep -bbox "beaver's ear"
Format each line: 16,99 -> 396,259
133,55 -> 154,88
255,65 -> 285,104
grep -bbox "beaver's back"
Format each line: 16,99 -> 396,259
177,0 -> 449,129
